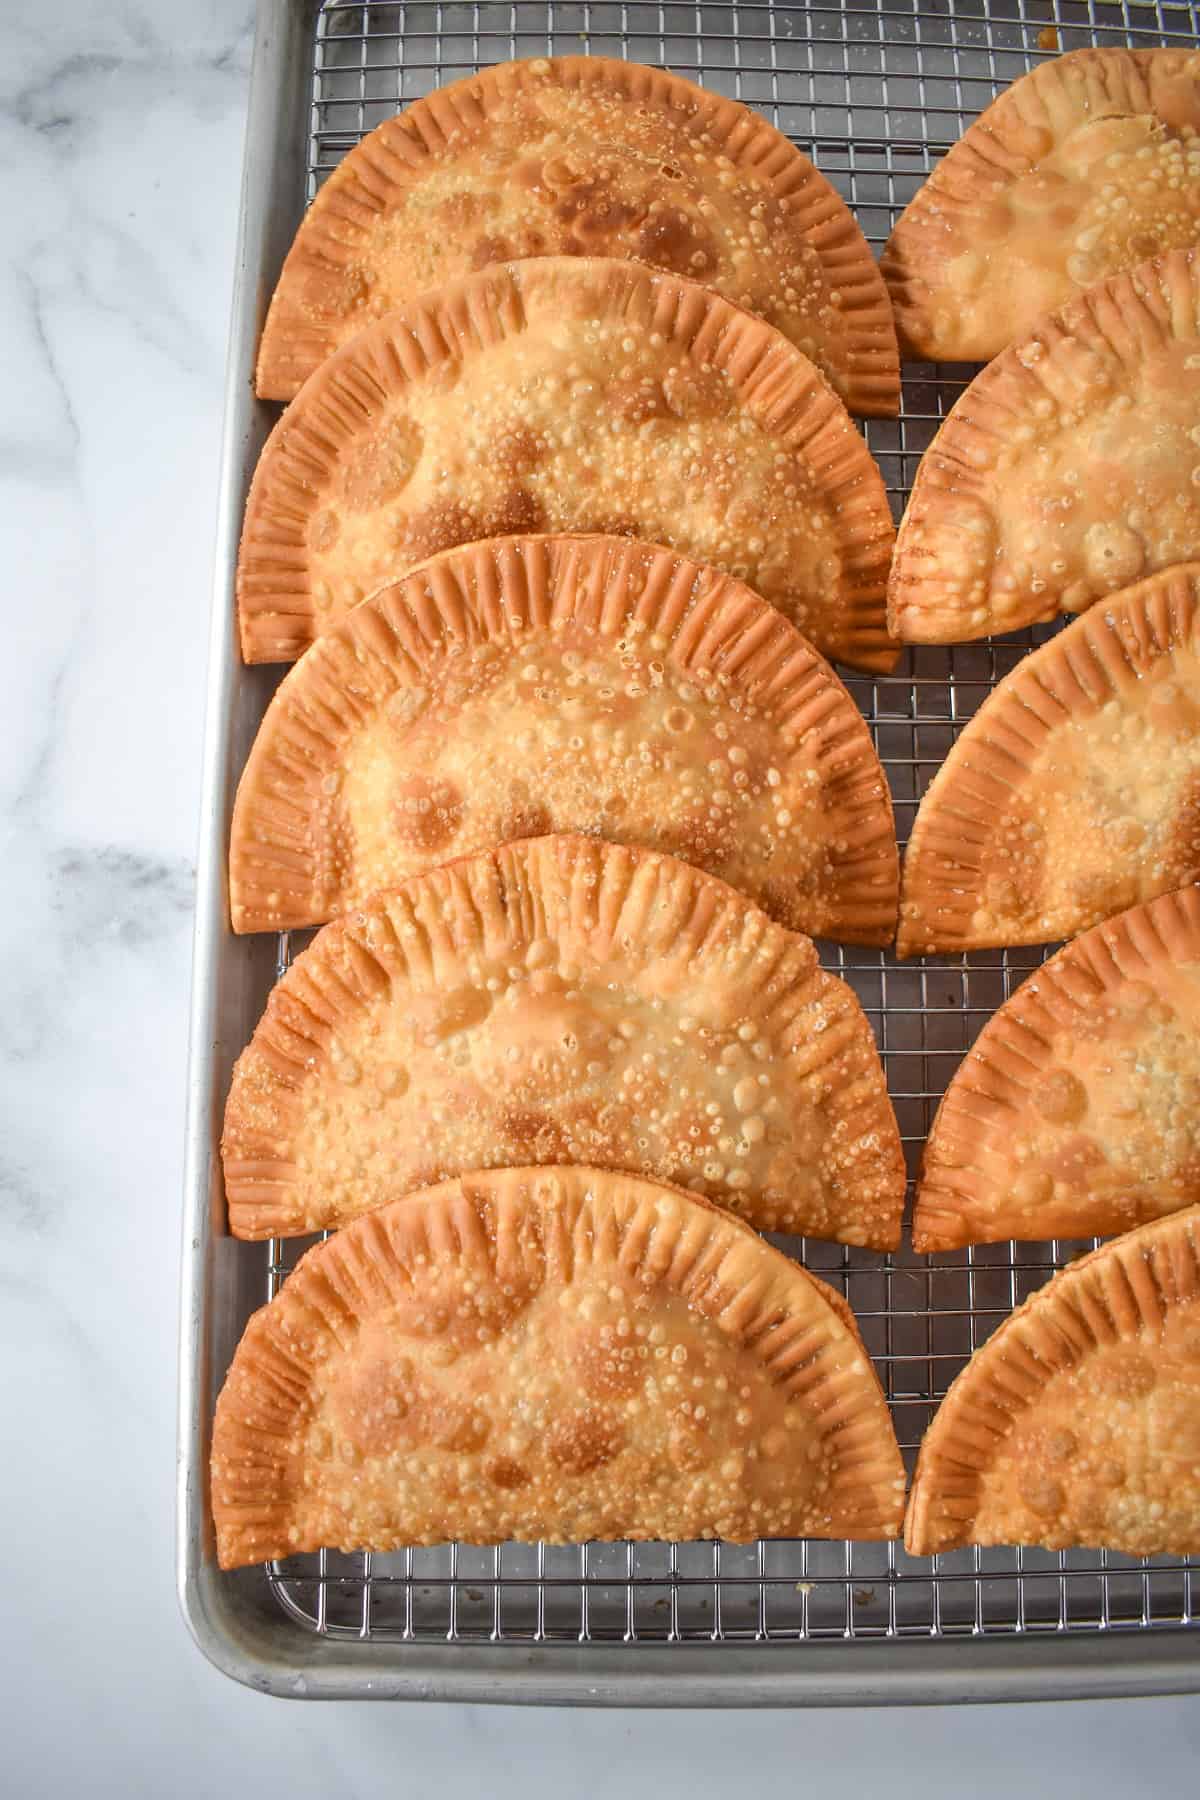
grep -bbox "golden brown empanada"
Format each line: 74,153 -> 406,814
914,885 -> 1200,1252
256,56 -> 899,417
222,835 -> 906,1247
237,257 -> 897,672
882,48 -> 1200,363
230,532 -> 898,944
898,566 -> 1200,955
906,1207 -> 1200,1556
212,1166 -> 907,1567
889,249 -> 1200,645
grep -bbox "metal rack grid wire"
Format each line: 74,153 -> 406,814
256,0 -> 1200,1647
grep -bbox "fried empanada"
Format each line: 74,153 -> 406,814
898,566 -> 1200,955
882,48 -> 1200,363
889,249 -> 1200,646
914,886 -> 1200,1251
230,533 -> 898,944
256,56 -> 899,417
212,1166 -> 907,1567
906,1207 -> 1200,1556
222,835 -> 906,1247
237,257 -> 897,671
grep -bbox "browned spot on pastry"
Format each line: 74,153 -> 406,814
340,417 -> 423,512
487,487 -> 544,538
401,500 -> 481,562
1033,1069 -> 1088,1128
555,177 -> 647,249
393,774 -> 464,851
1069,866 -> 1138,925
500,1108 -> 570,1162
588,512 -> 642,538
547,1407 -> 624,1475
485,1456 -> 532,1490
756,871 -> 827,933
1019,1469 -> 1065,1516
637,207 -> 718,279
658,811 -> 735,867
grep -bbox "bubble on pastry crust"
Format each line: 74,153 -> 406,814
1011,1168 -> 1054,1210
1081,520 -> 1146,590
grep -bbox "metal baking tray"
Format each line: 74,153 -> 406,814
177,0 -> 1200,1702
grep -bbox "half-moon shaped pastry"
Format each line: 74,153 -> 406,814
237,257 -> 897,671
256,56 -> 900,417
888,248 -> 1200,645
211,1167 -> 908,1567
882,48 -> 1200,363
898,566 -> 1200,955
906,1207 -> 1200,1556
230,533 -> 899,944
222,835 -> 906,1247
914,885 -> 1200,1252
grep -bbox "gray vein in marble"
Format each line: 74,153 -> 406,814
0,842 -> 193,1078
0,1151 -> 55,1235
50,844 -> 195,947
0,261 -> 80,475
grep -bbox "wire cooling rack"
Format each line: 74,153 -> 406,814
259,0 -> 1200,1649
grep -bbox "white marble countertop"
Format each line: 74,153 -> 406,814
5,0 -> 1196,1788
